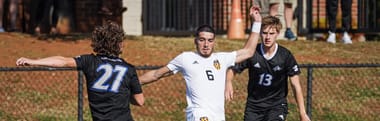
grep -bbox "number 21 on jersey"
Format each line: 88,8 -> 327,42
92,64 -> 127,93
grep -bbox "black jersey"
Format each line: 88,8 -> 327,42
232,43 -> 300,111
74,54 -> 142,121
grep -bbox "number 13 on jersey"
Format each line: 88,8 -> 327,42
259,73 -> 272,86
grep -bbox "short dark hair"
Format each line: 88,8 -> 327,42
195,25 -> 215,38
91,21 -> 125,57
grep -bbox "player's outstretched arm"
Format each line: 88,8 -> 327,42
235,3 -> 262,63
139,66 -> 173,85
225,68 -> 235,102
290,75 -> 311,121
131,93 -> 144,106
16,56 -> 76,67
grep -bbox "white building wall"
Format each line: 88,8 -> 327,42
123,0 -> 143,35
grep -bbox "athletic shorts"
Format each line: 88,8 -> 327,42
243,103 -> 288,121
186,108 -> 225,121
269,0 -> 295,4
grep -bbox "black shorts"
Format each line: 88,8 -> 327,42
244,103 -> 288,121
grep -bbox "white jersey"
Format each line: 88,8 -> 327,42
167,51 -> 237,121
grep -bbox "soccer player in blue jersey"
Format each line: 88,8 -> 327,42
16,21 -> 144,121
225,16 -> 310,121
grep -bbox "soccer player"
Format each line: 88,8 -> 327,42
225,16 -> 310,121
16,21 -> 144,121
138,4 -> 262,121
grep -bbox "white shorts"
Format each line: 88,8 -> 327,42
186,108 -> 225,121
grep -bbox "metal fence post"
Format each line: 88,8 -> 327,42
306,66 -> 313,119
78,71 -> 84,121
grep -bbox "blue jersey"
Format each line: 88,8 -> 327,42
74,54 -> 142,121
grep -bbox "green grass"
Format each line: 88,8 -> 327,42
0,110 -> 17,121
348,86 -> 380,100
1,35 -> 380,121
320,112 -> 362,121
34,114 -> 76,121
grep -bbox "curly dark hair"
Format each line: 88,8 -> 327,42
91,21 -> 125,57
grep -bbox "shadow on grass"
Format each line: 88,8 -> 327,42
36,33 -> 92,41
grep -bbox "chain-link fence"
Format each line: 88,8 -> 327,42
299,64 -> 380,121
0,64 -> 379,121
0,67 -> 82,121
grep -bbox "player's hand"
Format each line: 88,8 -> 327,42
225,80 -> 234,102
300,113 -> 311,121
16,57 -> 32,66
249,1 -> 262,22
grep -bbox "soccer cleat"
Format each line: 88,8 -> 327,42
342,32 -> 352,44
284,28 -> 297,41
326,31 -> 336,44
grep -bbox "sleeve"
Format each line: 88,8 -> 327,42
166,53 -> 184,74
226,51 -> 237,67
231,59 -> 249,74
286,52 -> 301,76
74,55 -> 87,70
129,67 -> 143,94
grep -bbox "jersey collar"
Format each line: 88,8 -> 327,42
260,43 -> 278,60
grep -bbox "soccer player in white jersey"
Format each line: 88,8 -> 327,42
138,4 -> 262,121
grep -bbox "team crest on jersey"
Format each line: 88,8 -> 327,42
213,60 -> 221,70
273,65 -> 282,71
200,117 -> 209,121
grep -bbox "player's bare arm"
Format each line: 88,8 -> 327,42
290,75 -> 311,121
225,68 -> 235,102
139,67 -> 174,85
131,93 -> 144,106
235,4 -> 262,63
16,56 -> 76,67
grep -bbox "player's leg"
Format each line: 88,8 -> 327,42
283,0 -> 294,29
326,0 -> 338,43
283,0 -> 297,40
0,0 -> 4,32
269,0 -> 280,16
267,103 -> 288,121
340,0 -> 352,44
9,0 -> 18,31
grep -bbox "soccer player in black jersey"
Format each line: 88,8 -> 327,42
16,21 -> 144,121
225,16 -> 310,121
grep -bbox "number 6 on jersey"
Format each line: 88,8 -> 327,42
205,70 -> 214,81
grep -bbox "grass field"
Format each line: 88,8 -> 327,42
0,32 -> 379,121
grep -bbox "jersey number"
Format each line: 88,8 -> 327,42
205,70 -> 214,81
259,73 -> 272,86
92,64 -> 127,93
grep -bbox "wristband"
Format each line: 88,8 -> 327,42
251,22 -> 261,33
